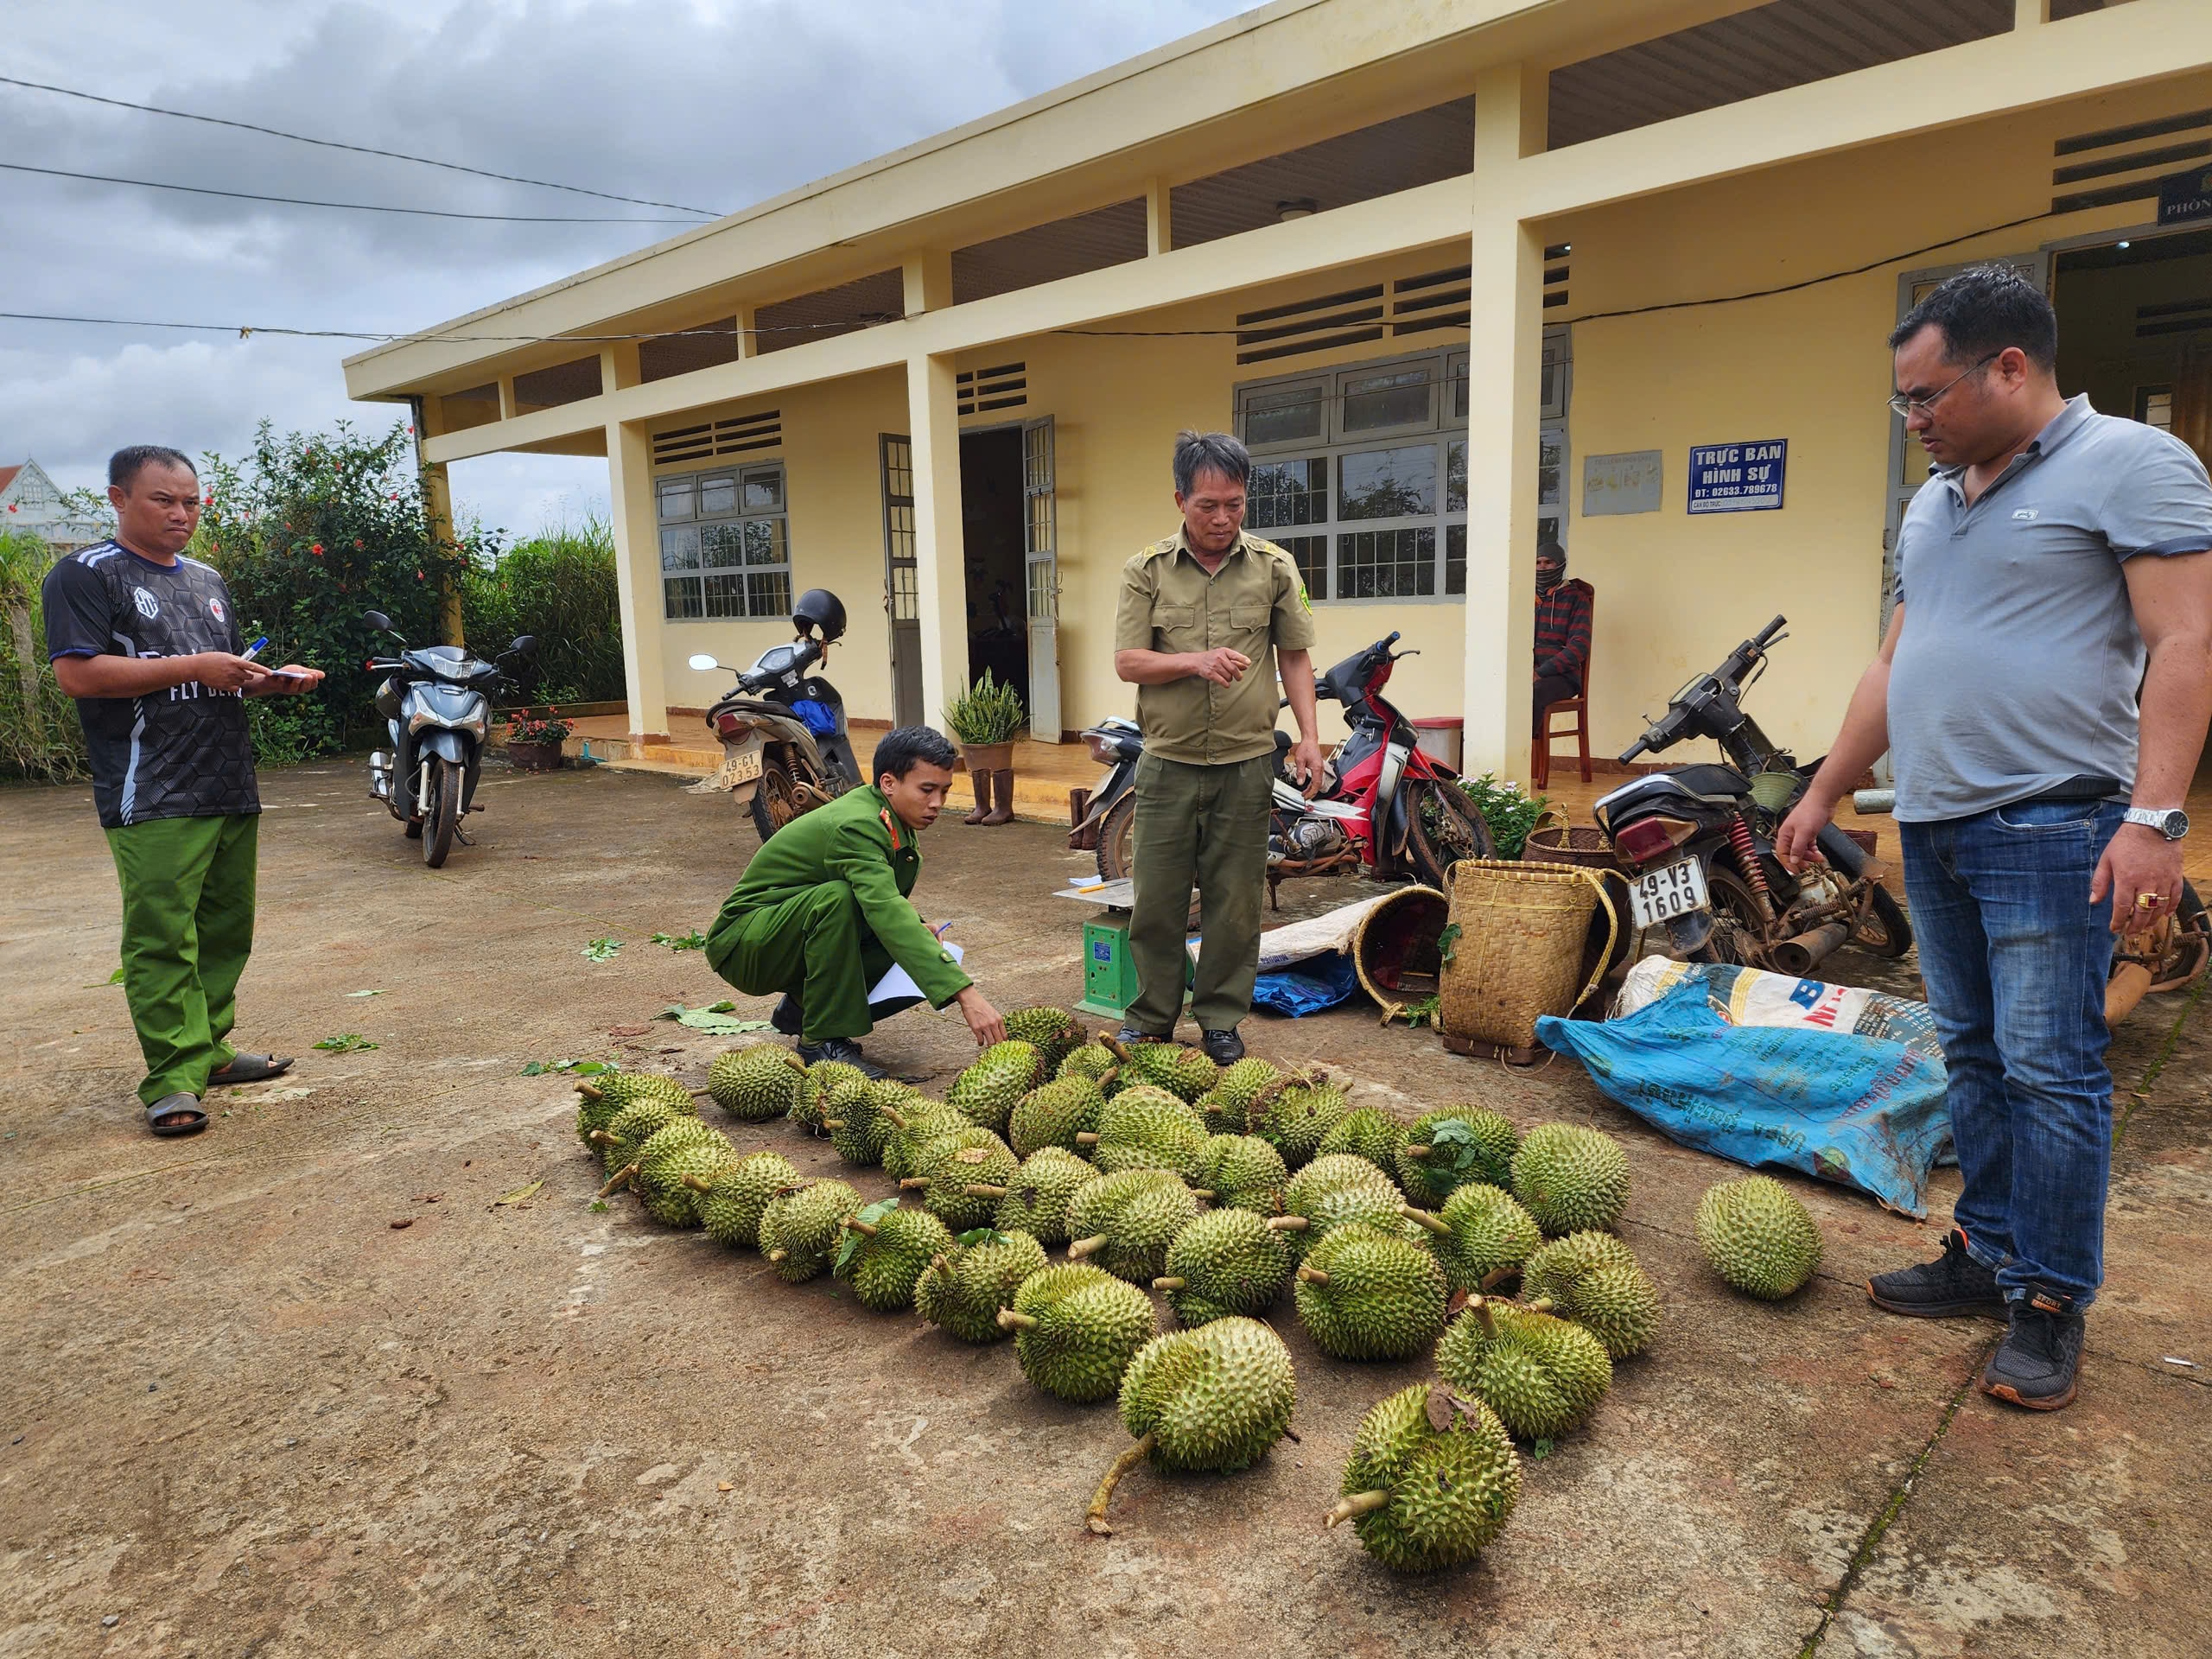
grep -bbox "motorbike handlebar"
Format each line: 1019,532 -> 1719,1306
1618,736 -> 1650,764
1753,614 -> 1788,648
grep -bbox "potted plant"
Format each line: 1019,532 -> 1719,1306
505,705 -> 573,772
942,671 -> 1025,826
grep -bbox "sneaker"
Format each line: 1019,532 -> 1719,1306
1866,1229 -> 2005,1319
770,994 -> 804,1037
1116,1026 -> 1171,1046
1980,1294 -> 2086,1411
796,1037 -> 887,1080
1199,1027 -> 1245,1065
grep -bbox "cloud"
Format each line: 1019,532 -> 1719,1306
1,0 -> 1247,535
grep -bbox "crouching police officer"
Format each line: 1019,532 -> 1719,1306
703,725 -> 1005,1077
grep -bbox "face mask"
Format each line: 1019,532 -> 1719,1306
1536,568 -> 1563,594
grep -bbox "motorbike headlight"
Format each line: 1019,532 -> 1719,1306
410,706 -> 487,737
1083,733 -> 1119,765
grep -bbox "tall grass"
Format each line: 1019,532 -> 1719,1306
460,518 -> 626,704
0,529 -> 89,783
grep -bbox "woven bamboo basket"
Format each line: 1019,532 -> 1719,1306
1351,884 -> 1449,1022
1522,806 -> 1636,989
1440,859 -> 1619,1052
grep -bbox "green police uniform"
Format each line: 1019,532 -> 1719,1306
1113,527 -> 1317,1033
704,785 -> 972,1045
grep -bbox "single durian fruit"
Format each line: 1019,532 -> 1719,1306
1007,1073 -> 1109,1159
1402,1184 -> 1543,1294
1056,1038 -> 1122,1087
579,1071 -> 694,1114
1002,1007 -> 1086,1071
1694,1175 -> 1823,1300
1510,1122 -> 1630,1236
1198,1056 -> 1282,1135
588,1096 -> 696,1177
1328,1382 -> 1520,1573
1077,1085 -> 1211,1180
999,1263 -> 1158,1403
1086,1317 -> 1296,1535
1270,1154 -> 1412,1260
1317,1106 -> 1409,1175
1154,1206 -> 1290,1325
912,1230 -> 1049,1342
831,1200 -> 957,1313
1198,1135 -> 1288,1216
1396,1107 -> 1522,1206
1106,1038 -> 1219,1105
975,1146 -> 1096,1247
706,1045 -> 809,1122
879,1099 -> 971,1183
899,1128 -> 1020,1232
945,1040 -> 1048,1136
694,1150 -> 800,1249
573,1076 -> 641,1151
1249,1069 -> 1352,1168
823,1077 -> 919,1167
757,1179 -> 864,1283
793,1058 -> 868,1134
632,1120 -> 738,1226
1065,1169 -> 1202,1285
1434,1294 -> 1612,1440
1522,1230 -> 1661,1357
1293,1224 -> 1448,1361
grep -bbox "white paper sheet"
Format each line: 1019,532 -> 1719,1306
870,940 -> 965,1006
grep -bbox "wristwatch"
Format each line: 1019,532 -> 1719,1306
2122,805 -> 2190,841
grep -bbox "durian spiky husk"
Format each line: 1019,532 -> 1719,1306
1007,1075 -> 1107,1159
757,1179 -> 864,1283
706,1044 -> 808,1122
912,1230 -> 1048,1342
1156,1206 -> 1290,1325
1250,1069 -> 1351,1168
833,1204 -> 957,1312
1510,1122 -> 1630,1236
1002,1007 -> 1086,1071
1198,1134 -> 1288,1216
1522,1230 -> 1660,1357
1414,1183 -> 1543,1294
945,1040 -> 1046,1135
699,1151 -> 801,1249
1292,1224 -> 1448,1360
1109,1039 -> 1218,1105
1004,1263 -> 1157,1403
1316,1106 -> 1408,1175
1330,1382 -> 1520,1572
1084,1086 -> 1210,1179
1198,1057 -> 1282,1135
1064,1169 -> 1201,1285
590,1096 -> 697,1174
1396,1107 -> 1521,1206
1694,1174 -> 1822,1300
1433,1295 -> 1612,1440
988,1147 -> 1096,1246
632,1120 -> 737,1227
903,1128 -> 1018,1231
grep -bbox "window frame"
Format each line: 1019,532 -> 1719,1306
657,460 -> 792,622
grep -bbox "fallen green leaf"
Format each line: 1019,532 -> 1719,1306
588,1199 -> 609,1214
955,1227 -> 1014,1249
106,966 -> 126,985
583,938 -> 623,963
1530,1438 -> 1555,1460
705,1000 -> 737,1014
493,1179 -> 544,1207
673,1007 -> 770,1035
834,1197 -> 902,1272
651,931 -> 708,951
521,1058 -> 621,1077
313,1033 -> 378,1053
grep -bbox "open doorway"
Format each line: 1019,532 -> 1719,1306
959,425 -> 1030,711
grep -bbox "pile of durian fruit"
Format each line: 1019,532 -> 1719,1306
575,1008 -> 1824,1570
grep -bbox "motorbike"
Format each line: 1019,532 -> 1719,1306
686,588 -> 861,841
1595,615 -> 1913,973
1068,629 -> 1495,899
362,609 -> 535,869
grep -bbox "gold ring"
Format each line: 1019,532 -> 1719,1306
2136,893 -> 2165,907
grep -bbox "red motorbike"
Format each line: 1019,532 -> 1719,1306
1070,629 -> 1494,898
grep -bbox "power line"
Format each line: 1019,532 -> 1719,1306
0,162 -> 702,224
0,73 -> 721,217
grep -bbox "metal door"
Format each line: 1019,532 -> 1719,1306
1021,416 -> 1061,741
879,434 -> 924,728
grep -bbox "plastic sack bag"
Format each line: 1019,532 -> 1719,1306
1611,956 -> 1942,1064
789,699 -> 839,738
1535,981 -> 1952,1217
1251,950 -> 1360,1018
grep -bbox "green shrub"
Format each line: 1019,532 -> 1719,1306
1454,772 -> 1549,859
460,519 -> 624,704
942,671 -> 1026,745
0,528 -> 89,783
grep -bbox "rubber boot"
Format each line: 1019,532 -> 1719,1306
963,766 -> 994,825
981,767 -> 1016,826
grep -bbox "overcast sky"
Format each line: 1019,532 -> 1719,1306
3,0 -> 1250,542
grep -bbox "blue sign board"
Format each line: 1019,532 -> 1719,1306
1687,439 -> 1787,514
2158,164 -> 2212,227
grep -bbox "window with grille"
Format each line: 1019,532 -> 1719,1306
657,462 -> 791,621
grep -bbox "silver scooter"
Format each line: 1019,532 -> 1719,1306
362,609 -> 535,868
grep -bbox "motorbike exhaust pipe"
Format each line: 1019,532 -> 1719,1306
1770,921 -> 1851,977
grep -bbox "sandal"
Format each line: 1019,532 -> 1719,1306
146,1093 -> 208,1136
207,1053 -> 295,1087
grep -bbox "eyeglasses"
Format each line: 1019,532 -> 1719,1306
1887,353 -> 1999,419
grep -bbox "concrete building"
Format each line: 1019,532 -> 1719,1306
341,0 -> 2212,779
0,461 -> 105,558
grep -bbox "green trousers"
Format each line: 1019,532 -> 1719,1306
105,813 -> 258,1105
1128,751 -> 1274,1034
709,882 -> 895,1045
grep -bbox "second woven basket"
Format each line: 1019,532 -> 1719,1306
1440,858 -> 1618,1056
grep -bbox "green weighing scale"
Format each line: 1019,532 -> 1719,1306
1057,877 -> 1195,1022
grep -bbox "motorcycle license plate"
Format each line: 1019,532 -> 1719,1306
716,747 -> 763,790
1629,857 -> 1709,929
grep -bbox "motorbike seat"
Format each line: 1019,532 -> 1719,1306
1599,764 -> 1749,818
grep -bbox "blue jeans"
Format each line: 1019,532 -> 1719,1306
1898,799 -> 2125,1311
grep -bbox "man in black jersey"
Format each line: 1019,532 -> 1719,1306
42,446 -> 324,1135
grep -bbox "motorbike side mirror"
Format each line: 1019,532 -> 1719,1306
510,635 -> 537,658
362,610 -> 392,633
687,653 -> 721,672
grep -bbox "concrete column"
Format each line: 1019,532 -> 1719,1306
905,353 -> 966,728
1146,178 -> 1173,256
600,340 -> 640,395
607,419 -> 670,742
734,303 -> 758,361
497,378 -> 517,421
419,459 -> 467,645
903,252 -> 952,319
2014,0 -> 2050,28
1460,62 -> 1548,780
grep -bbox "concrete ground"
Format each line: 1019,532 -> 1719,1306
2,760 -> 2206,1658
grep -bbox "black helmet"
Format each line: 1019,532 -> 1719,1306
792,588 -> 847,643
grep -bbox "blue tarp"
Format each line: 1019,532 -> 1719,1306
1536,981 -> 1953,1216
1251,950 -> 1361,1018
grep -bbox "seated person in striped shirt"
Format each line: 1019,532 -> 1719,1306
1532,539 -> 1592,733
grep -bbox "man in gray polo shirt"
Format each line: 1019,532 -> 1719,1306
1779,264 -> 2212,1412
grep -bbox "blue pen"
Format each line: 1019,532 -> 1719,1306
239,635 -> 269,662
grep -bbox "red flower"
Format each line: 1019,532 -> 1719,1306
311,543 -> 324,555
416,569 -> 426,581
353,539 -> 365,550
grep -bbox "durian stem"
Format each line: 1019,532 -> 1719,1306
880,1104 -> 911,1131
843,1217 -> 879,1237
1523,1295 -> 1555,1315
1067,1235 -> 1107,1259
1187,1189 -> 1214,1201
1325,1491 -> 1390,1529
586,1129 -> 616,1147
1403,1143 -> 1430,1160
899,1177 -> 931,1192
575,1081 -> 604,1101
682,1173 -> 716,1194
597,1164 -> 636,1198
1401,1205 -> 1451,1237
1265,1215 -> 1311,1232
1478,1266 -> 1517,1294
963,1184 -> 1009,1198
1084,1432 -> 1155,1535
1152,1276 -> 1185,1291
995,1308 -> 1039,1331
1295,1265 -> 1330,1286
689,1088 -> 714,1100
781,1050 -> 809,1076
1098,1065 -> 1121,1091
1101,1036 -> 1132,1064
766,1249 -> 787,1263
823,1118 -> 845,1131
931,1253 -> 955,1280
1469,1294 -> 1497,1338
1073,1132 -> 1101,1146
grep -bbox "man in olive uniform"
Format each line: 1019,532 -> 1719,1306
705,725 -> 1005,1078
1113,430 -> 1323,1064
